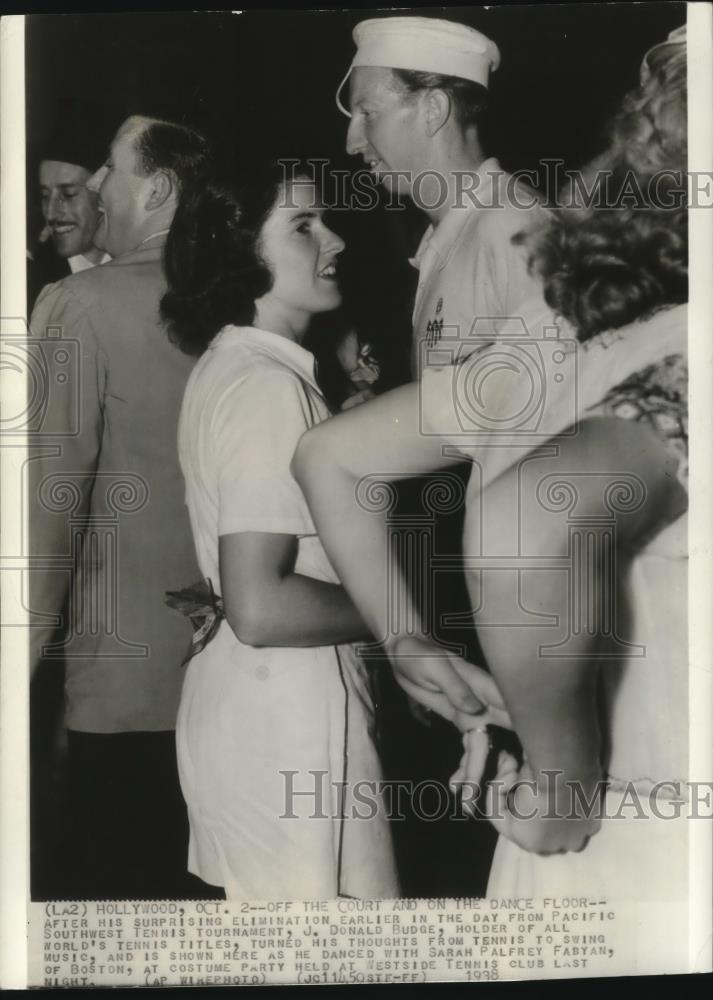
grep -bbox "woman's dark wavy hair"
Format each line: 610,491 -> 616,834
526,39 -> 687,342
161,158 -> 294,356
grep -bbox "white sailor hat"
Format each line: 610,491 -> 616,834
640,24 -> 686,83
336,16 -> 501,117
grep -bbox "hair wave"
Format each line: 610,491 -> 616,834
161,160 -> 288,356
528,40 -> 687,342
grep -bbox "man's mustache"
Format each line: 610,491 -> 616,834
40,221 -> 77,241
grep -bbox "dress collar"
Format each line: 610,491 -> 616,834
213,325 -> 320,391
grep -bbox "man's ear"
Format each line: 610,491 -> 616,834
424,89 -> 452,137
145,169 -> 175,211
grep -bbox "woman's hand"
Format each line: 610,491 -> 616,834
480,756 -> 603,856
449,727 -> 497,810
338,339 -> 381,410
387,635 -> 511,728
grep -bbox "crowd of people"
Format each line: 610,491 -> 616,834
29,15 -> 688,904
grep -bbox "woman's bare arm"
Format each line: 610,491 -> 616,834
219,531 -> 371,647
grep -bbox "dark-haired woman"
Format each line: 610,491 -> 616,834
161,164 -> 403,900
294,29 -> 689,902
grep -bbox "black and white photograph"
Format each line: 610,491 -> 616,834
0,1 -> 711,988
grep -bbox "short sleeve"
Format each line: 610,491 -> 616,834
212,368 -> 316,537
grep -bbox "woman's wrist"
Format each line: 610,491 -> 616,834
383,633 -> 426,659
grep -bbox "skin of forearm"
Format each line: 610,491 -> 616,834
226,569 -> 372,648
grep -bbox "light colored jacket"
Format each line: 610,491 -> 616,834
29,235 -> 199,732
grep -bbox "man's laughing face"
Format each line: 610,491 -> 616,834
39,160 -> 102,259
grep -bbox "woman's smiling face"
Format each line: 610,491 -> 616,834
256,179 -> 345,333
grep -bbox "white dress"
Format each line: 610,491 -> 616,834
176,326 -> 399,900
423,301 -> 689,904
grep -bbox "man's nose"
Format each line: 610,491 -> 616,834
345,117 -> 366,157
45,190 -> 63,220
87,165 -> 106,193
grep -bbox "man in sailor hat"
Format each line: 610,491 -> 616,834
337,16 -> 547,376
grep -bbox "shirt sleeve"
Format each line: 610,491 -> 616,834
212,367 -> 316,538
28,281 -> 106,667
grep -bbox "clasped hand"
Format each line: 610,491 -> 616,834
387,635 -> 601,857
386,635 -> 511,731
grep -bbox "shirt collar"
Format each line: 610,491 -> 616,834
139,229 -> 171,246
108,234 -> 168,267
214,325 -> 320,391
68,252 -> 110,273
409,157 -> 502,273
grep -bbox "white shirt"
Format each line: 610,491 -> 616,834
68,252 -> 110,273
179,325 -> 327,586
410,157 -> 548,377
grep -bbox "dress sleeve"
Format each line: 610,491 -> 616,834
212,368 -> 317,538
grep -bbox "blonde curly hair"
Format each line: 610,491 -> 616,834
527,30 -> 687,342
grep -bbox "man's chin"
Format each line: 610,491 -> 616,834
378,172 -> 411,201
53,238 -> 84,260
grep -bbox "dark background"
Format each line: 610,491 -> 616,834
26,3 -> 685,172
25,2 -> 687,393
25,3 -> 686,355
26,3 -> 687,900
26,3 -> 686,262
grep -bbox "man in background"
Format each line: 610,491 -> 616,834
28,102 -> 112,308
30,115 -> 210,899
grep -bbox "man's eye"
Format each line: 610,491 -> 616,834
296,222 -> 311,235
